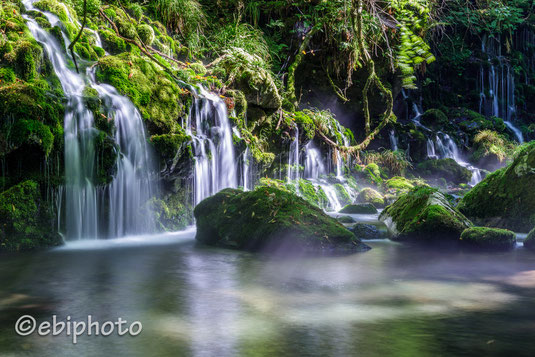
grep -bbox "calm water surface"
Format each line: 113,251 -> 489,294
1,225 -> 535,356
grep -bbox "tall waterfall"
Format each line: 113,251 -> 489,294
479,35 -> 524,143
287,124 -> 300,182
186,88 -> 237,205
24,1 -> 156,239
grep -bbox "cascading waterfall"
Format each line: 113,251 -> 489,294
187,87 -> 238,205
24,0 -> 156,239
429,133 -> 482,186
479,35 -> 524,143
389,130 -> 399,151
287,124 -> 300,182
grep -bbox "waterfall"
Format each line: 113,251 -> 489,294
426,139 -> 437,159
479,35 -> 524,143
24,1 -> 156,239
186,88 -> 237,205
389,130 -> 399,151
430,133 -> 482,186
304,141 -> 326,179
242,147 -> 252,191
287,124 -> 300,182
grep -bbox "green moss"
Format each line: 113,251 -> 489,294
459,142 -> 535,232
96,53 -> 186,134
340,204 -> 378,214
460,227 -> 516,251
136,24 -> 155,45
364,163 -> 383,184
337,215 -> 355,224
420,109 -> 448,128
150,133 -> 192,159
293,111 -> 315,140
356,187 -> 385,208
0,68 -> 16,83
194,187 -> 370,254
98,28 -> 127,54
0,180 -> 62,251
334,183 -> 351,206
384,176 -> 414,192
380,186 -> 473,243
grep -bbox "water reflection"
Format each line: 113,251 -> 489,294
1,233 -> 535,356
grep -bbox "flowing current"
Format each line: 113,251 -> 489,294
23,1 -> 156,239
186,88 -> 237,205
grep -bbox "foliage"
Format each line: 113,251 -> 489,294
364,149 -> 412,176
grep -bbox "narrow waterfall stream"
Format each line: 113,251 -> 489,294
426,133 -> 482,186
23,0 -> 156,239
479,35 -> 524,143
186,87 -> 238,205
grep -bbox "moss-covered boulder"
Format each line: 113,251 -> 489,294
355,188 -> 385,208
416,158 -> 472,185
420,109 -> 449,128
340,203 -> 378,214
524,228 -> 535,251
194,187 -> 370,254
379,186 -> 473,243
0,180 -> 62,251
337,215 -> 355,224
458,142 -> 535,232
383,176 -> 415,194
459,227 -> 516,251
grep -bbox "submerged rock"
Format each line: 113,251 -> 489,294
524,228 -> 535,251
340,204 -> 378,214
194,187 -> 370,254
0,181 -> 62,251
458,142 -> 535,232
379,186 -> 472,243
460,227 -> 516,251
356,188 -> 385,208
351,223 -> 383,239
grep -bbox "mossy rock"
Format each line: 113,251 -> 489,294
334,183 -> 352,206
137,24 -> 155,45
363,163 -> 383,184
340,203 -> 378,214
525,228 -> 535,251
194,187 -> 370,255
420,109 -> 448,128
337,215 -> 355,224
458,142 -> 535,232
383,176 -> 414,194
96,53 -> 186,135
356,188 -> 385,208
416,158 -> 472,185
380,186 -> 473,244
0,180 -> 62,251
459,227 -> 516,251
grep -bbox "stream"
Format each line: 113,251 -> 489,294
1,215 -> 535,356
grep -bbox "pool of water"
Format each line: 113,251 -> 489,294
1,226 -> 535,356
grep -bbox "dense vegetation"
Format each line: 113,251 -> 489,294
0,0 -> 534,251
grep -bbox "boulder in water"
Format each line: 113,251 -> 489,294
351,223 -> 383,239
194,187 -> 370,254
524,228 -> 535,251
356,188 -> 385,208
337,215 -> 356,224
458,142 -> 535,232
416,158 -> 472,185
460,227 -> 516,251
379,186 -> 472,243
340,204 -> 378,214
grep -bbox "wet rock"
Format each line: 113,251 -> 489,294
351,223 -> 383,239
524,228 -> 535,251
459,142 -> 535,232
416,158 -> 472,185
340,204 -> 378,214
194,187 -> 370,254
460,227 -> 516,251
355,188 -> 385,208
379,186 -> 472,243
